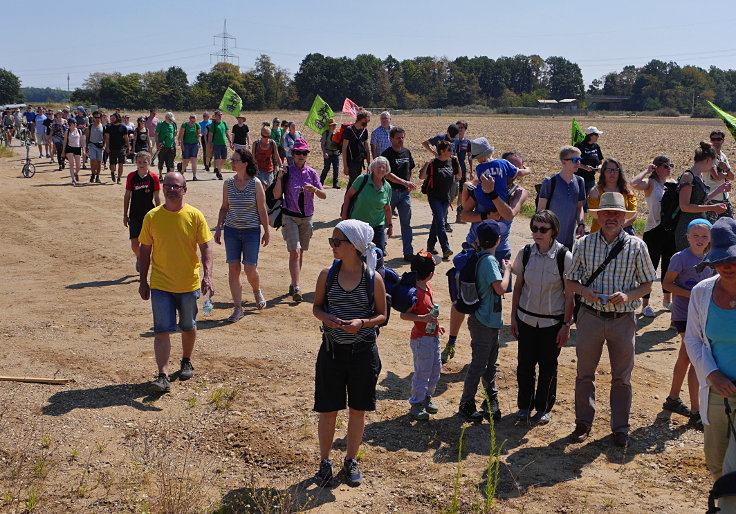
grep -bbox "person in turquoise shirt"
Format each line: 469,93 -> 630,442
341,156 -> 393,252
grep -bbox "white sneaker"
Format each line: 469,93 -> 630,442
642,305 -> 656,317
663,301 -> 671,310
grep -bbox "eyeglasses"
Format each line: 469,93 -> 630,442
93,116 -> 100,119
163,184 -> 185,190
328,237 -> 350,247
292,150 -> 308,156
531,225 -> 552,234
603,167 -> 620,173
563,157 -> 583,163
661,163 -> 675,169
711,137 -> 724,142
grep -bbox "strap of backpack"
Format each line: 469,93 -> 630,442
582,237 -> 627,288
521,244 -> 532,272
556,247 -> 569,288
476,254 -> 496,300
546,176 -> 557,209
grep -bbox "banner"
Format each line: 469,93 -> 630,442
707,101 -> 736,141
343,97 -> 360,118
218,87 -> 242,117
571,118 -> 585,145
305,95 -> 334,135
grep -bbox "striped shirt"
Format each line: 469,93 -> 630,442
224,177 -> 260,230
325,267 -> 376,345
567,230 -> 656,313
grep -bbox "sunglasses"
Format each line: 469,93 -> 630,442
661,163 -> 675,169
328,237 -> 350,247
531,225 -> 552,234
163,184 -> 185,190
292,150 -> 309,156
563,157 -> 583,163
711,137 -> 724,141
602,167 -> 620,173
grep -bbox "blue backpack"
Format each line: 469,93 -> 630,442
446,247 -> 494,314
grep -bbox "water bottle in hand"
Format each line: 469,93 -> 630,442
203,295 -> 213,315
426,304 -> 440,335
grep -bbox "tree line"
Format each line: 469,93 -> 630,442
1,53 -> 735,116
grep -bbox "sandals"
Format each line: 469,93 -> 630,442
663,396 -> 691,417
255,290 -> 266,310
227,308 -> 244,323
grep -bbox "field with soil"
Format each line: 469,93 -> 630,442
0,112 -> 732,513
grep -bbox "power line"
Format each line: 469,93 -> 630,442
211,19 -> 239,66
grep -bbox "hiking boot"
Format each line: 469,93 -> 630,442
533,411 -> 552,425
150,373 -> 170,393
343,458 -> 362,487
458,401 -> 483,423
612,431 -> 629,447
480,396 -> 502,422
441,343 -> 455,364
403,254 -> 415,263
663,396 -> 691,417
689,412 -> 704,431
571,423 -> 591,443
215,169 -> 223,180
410,402 -> 430,421
444,222 -> 453,233
423,395 -> 438,414
288,284 -> 295,297
179,358 -> 194,380
292,286 -> 302,302
442,249 -> 454,260
315,459 -> 333,487
428,248 -> 439,255
516,409 -> 530,422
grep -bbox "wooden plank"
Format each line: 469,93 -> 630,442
0,376 -> 73,385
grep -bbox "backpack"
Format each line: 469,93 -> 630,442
341,173 -> 371,218
265,168 -> 288,230
659,179 -> 681,231
421,161 -> 434,194
521,244 -> 568,289
331,122 -> 354,147
390,271 -> 419,313
534,174 -> 585,210
446,247 -> 495,314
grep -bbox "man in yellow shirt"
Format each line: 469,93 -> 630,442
138,171 -> 214,392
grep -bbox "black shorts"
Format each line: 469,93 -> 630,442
314,338 -> 381,412
128,215 -> 145,240
65,145 -> 81,156
109,149 -> 126,165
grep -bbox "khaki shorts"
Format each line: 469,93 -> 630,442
282,214 -> 313,251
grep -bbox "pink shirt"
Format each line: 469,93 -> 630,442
145,116 -> 158,136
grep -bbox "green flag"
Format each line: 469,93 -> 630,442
707,101 -> 736,141
571,118 -> 585,145
305,95 -> 334,135
218,87 -> 242,117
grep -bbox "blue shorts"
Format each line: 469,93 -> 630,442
182,142 -> 199,159
224,225 -> 261,265
151,289 -> 200,334
213,145 -> 228,160
88,143 -> 103,161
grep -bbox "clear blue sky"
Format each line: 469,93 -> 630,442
9,0 -> 736,91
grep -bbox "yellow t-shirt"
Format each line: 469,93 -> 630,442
589,186 -> 638,232
138,204 -> 213,293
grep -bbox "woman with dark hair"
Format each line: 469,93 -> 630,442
132,116 -> 151,156
574,126 -> 604,207
675,142 -> 731,251
632,155 -> 679,317
214,148 -> 270,322
63,119 -> 83,186
587,157 -> 637,234
510,210 -> 573,424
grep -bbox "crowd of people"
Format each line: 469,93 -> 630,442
8,103 -> 736,497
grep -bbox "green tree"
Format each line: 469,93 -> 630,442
546,56 -> 584,100
0,69 -> 24,104
164,66 -> 189,110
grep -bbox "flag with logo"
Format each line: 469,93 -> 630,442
708,101 -> 736,141
218,87 -> 243,117
571,118 -> 585,145
305,95 -> 334,135
343,97 -> 360,118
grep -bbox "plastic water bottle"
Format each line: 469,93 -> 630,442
203,295 -> 213,315
426,304 -> 440,334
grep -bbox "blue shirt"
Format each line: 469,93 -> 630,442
453,137 -> 471,175
707,298 -> 736,381
198,119 -> 211,135
370,125 -> 392,157
475,251 -> 503,328
23,111 -> 36,124
34,114 -> 46,134
475,159 -> 518,206
539,173 -> 586,249
428,133 -> 453,153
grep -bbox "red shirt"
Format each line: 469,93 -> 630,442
410,282 -> 435,339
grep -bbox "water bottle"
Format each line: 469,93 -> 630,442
202,295 -> 213,315
426,304 -> 440,334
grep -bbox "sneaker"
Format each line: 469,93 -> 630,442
292,286 -> 302,302
516,409 -> 530,422
480,401 -> 502,422
117,178 -> 121,184
45,153 -> 50,158
403,254 -> 415,263
215,170 -> 223,180
150,373 -> 171,393
179,359 -> 194,380
288,284 -> 295,297
111,171 -> 115,181
441,343 -> 455,364
423,395 -> 438,414
663,396 -> 691,417
410,402 -> 430,421
612,431 -> 629,447
442,249 -> 454,260
533,411 -> 552,425
343,458 -> 362,487
315,459 -> 333,486
641,305 -> 656,317
95,176 -> 101,184
332,185 -> 341,189
689,412 -> 704,431
428,248 -> 439,255
571,423 -> 591,443
445,222 -> 453,233
458,401 -> 483,422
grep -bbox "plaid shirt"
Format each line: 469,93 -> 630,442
370,125 -> 392,157
567,230 -> 656,313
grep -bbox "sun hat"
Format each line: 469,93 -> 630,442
588,192 -> 636,219
292,138 -> 309,152
476,219 -> 501,248
697,217 -> 736,270
470,137 -> 495,160
585,126 -> 603,135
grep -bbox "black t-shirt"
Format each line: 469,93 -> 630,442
134,128 -> 150,151
382,147 -> 415,191
126,171 -> 159,218
105,123 -> 129,151
43,117 -> 52,135
344,124 -> 368,162
426,157 -> 458,202
232,124 -> 249,145
574,141 -> 603,182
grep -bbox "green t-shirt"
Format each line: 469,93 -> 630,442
156,121 -> 176,148
181,122 -> 199,144
270,127 -> 283,145
350,174 -> 391,228
211,121 -> 229,146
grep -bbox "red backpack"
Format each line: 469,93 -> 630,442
331,122 -> 354,147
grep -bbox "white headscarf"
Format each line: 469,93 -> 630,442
335,219 -> 377,272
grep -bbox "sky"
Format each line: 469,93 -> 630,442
8,0 -> 736,92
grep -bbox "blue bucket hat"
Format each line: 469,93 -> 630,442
697,217 -> 736,271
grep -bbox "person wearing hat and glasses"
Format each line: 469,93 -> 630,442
703,130 -> 734,219
320,118 -> 341,188
574,126 -> 604,209
684,219 -> 736,507
566,192 -> 656,447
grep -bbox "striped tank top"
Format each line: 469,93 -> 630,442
325,267 -> 376,345
224,177 -> 260,230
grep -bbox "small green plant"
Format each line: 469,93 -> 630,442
32,458 -> 49,479
24,487 -> 41,512
355,447 -> 367,461
335,416 -> 344,430
519,202 -> 536,218
187,396 -> 198,408
40,435 -> 51,449
96,441 -> 107,454
68,449 -> 79,462
632,218 -> 646,235
209,387 -> 238,410
447,423 -> 469,514
482,393 -> 506,512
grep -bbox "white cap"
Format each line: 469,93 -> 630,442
585,126 -> 603,136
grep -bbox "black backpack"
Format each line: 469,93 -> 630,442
659,180 -> 681,232
534,174 -> 585,210
521,243 -> 568,289
265,169 -> 288,230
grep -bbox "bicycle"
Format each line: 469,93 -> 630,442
21,137 -> 34,178
2,125 -> 13,147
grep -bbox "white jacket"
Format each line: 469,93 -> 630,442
684,275 -> 720,425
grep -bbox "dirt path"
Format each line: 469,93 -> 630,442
0,141 -> 710,513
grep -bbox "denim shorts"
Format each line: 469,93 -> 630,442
223,225 -> 261,265
182,142 -> 199,159
213,145 -> 228,160
87,144 -> 103,162
151,288 -> 200,334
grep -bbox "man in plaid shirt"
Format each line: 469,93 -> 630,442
565,192 -> 656,448
370,111 -> 393,160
